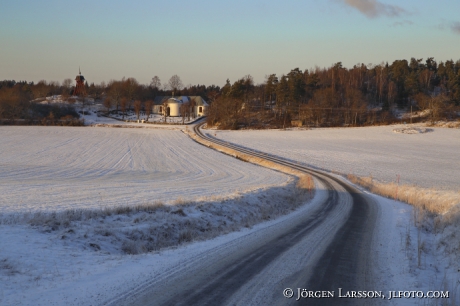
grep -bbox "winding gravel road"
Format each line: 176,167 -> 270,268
112,122 -> 379,306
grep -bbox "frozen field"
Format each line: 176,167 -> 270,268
212,125 -> 460,190
0,126 -> 290,214
1,123 -> 458,305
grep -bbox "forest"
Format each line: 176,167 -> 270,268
1,57 -> 459,128
207,58 -> 460,129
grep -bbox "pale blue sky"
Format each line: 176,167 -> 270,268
1,0 -> 459,87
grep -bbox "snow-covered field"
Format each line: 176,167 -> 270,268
1,121 -> 459,305
212,125 -> 460,190
0,126 -> 289,214
0,124 -> 295,305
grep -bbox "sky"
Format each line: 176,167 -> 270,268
1,0 -> 459,87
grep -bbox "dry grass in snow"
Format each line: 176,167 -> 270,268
392,127 -> 432,134
347,174 -> 460,270
346,174 -> 459,216
424,120 -> 460,129
0,178 -> 314,255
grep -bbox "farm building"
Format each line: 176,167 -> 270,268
153,96 -> 208,117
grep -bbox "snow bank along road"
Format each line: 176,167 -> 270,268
117,122 -> 379,306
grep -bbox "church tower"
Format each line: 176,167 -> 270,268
73,68 -> 86,96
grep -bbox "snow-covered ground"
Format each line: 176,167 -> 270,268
212,125 -> 460,190
354,184 -> 459,306
0,187 -> 309,306
213,125 -> 460,303
81,109 -> 202,128
0,180 -> 307,306
0,123 -> 293,305
0,126 -> 289,215
1,176 -> 453,305
1,121 -> 459,305
106,111 -> 200,124
39,95 -> 200,125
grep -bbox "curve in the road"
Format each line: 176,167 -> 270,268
113,122 -> 378,306
192,123 -> 378,305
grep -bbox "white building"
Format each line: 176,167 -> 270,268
153,96 -> 208,117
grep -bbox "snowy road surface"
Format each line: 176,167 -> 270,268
110,125 -> 378,306
111,172 -> 378,306
0,126 -> 289,214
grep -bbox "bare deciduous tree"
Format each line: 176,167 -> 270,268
90,82 -> 105,101
430,94 -> 450,122
61,78 -> 73,100
103,96 -> 112,114
62,78 -> 73,90
150,76 -> 161,90
189,97 -> 196,120
134,100 -> 142,121
145,100 -> 153,121
162,99 -> 168,122
180,101 -> 189,124
78,90 -> 89,115
32,80 -> 49,100
120,97 -> 127,120
108,80 -> 123,112
123,78 -> 139,112
168,75 -> 183,95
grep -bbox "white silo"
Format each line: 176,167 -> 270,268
166,98 -> 183,117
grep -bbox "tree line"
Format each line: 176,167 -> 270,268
0,75 -> 220,125
207,58 -> 460,129
2,58 -> 459,127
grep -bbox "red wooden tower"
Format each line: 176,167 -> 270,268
72,68 -> 86,96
